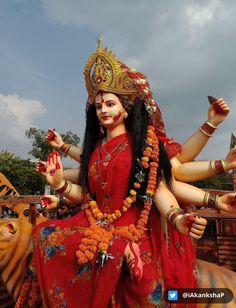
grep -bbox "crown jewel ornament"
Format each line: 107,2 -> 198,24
84,39 -> 157,115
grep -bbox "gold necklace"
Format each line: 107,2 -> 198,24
100,139 -> 127,167
97,140 -> 128,191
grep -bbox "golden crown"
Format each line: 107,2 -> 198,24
84,40 -> 157,115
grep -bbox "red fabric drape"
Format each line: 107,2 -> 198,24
34,133 -> 196,307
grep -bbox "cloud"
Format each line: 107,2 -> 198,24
41,0 -> 236,95
41,0 -> 236,159
0,94 -> 46,156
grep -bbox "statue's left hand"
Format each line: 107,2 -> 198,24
217,193 -> 236,213
207,98 -> 230,126
176,213 -> 207,240
224,146 -> 236,171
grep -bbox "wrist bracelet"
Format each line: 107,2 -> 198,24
59,143 -> 72,156
166,207 -> 184,223
203,191 -> 209,207
199,121 -> 217,137
210,160 -> 226,175
59,195 -> 68,207
206,121 -> 217,129
199,128 -> 212,137
54,180 -> 66,192
208,193 -> 218,208
203,192 -> 219,208
173,214 -> 184,230
54,180 -> 72,196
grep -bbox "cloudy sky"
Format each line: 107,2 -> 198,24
0,0 -> 235,164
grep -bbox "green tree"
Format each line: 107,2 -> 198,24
192,172 -> 234,191
25,127 -> 80,160
0,151 -> 46,194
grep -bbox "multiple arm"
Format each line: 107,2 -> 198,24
46,98 -> 233,185
176,98 -> 229,162
172,179 -> 236,213
171,146 -> 236,182
47,128 -> 82,163
42,150 -> 82,204
37,97 -> 234,243
170,98 -> 235,182
154,181 -> 207,239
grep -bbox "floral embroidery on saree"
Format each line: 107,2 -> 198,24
35,225 -> 82,263
48,281 -> 67,308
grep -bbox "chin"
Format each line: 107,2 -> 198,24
100,120 -> 114,127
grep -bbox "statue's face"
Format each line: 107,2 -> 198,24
95,92 -> 127,129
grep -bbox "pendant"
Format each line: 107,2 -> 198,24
103,153 -> 111,167
96,251 -> 115,267
105,153 -> 111,161
96,218 -> 112,231
103,160 -> 109,167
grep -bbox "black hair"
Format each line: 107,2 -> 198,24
80,95 -> 172,196
128,98 -> 172,194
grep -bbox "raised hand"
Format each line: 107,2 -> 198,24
46,128 -> 64,149
207,98 -> 230,126
217,193 -> 236,213
176,213 -> 207,240
41,195 -> 59,210
36,160 -> 47,176
45,150 -> 64,189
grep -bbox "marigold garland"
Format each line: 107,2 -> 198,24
76,125 -> 159,266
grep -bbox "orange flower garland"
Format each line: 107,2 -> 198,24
76,125 -> 159,266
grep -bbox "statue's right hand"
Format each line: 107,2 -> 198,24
46,150 -> 64,189
41,195 -> 59,210
46,128 -> 64,149
36,160 -> 47,176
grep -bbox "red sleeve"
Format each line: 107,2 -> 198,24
165,141 -> 182,159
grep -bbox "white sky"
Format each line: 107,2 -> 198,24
0,0 -> 235,163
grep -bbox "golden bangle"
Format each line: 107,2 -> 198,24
166,207 -> 183,222
54,180 -> 66,192
173,214 -> 184,230
207,193 -> 218,208
59,142 -> 65,149
59,143 -> 72,156
54,180 -> 72,196
200,122 -> 216,137
203,191 -> 209,207
210,160 -> 216,173
221,160 -> 226,172
199,127 -> 213,137
63,181 -> 72,196
205,121 -> 217,129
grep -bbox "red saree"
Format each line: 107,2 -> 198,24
34,132 -> 196,307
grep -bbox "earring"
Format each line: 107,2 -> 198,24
124,113 -> 128,119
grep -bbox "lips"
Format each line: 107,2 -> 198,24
101,115 -> 110,120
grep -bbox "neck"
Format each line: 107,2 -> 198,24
105,124 -> 126,142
